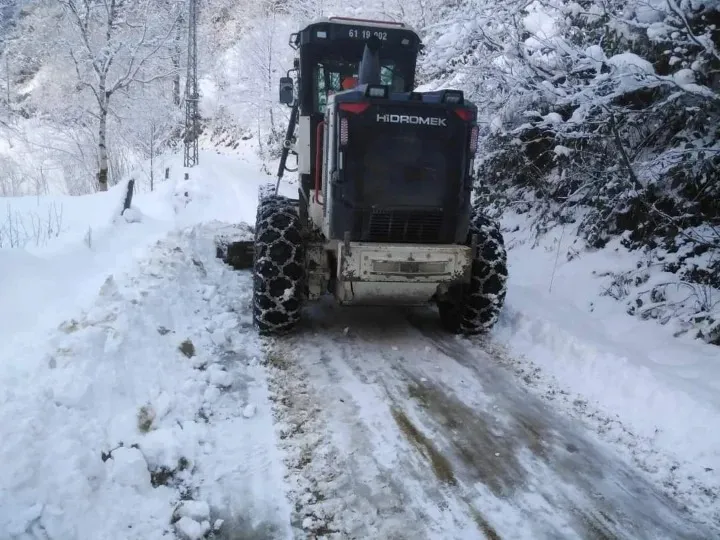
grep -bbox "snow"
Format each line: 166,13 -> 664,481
494,210 -> 720,526
607,52 -> 656,75
0,147 -> 295,539
647,22 -> 671,40
120,206 -> 144,224
174,516 -> 210,540
175,500 -> 210,521
553,145 -> 572,156
243,403 -> 257,418
586,4 -> 604,23
673,68 -> 696,85
635,0 -> 666,24
523,8 -> 557,42
0,149 -> 291,355
207,365 -> 233,387
107,447 -> 152,491
584,44 -> 606,73
566,2 -> 583,17
1,142 -> 719,537
543,112 -> 563,124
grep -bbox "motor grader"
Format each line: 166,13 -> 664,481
221,16 -> 508,335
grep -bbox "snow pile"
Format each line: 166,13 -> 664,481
0,218 -> 291,539
0,145 -> 301,539
0,181 -> 172,352
0,150 -> 289,353
493,210 -> 720,525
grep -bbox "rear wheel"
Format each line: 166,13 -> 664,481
253,195 -> 306,335
438,214 -> 508,334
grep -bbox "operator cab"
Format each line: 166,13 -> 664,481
278,18 -> 424,213
278,17 -> 477,247
289,17 -> 422,115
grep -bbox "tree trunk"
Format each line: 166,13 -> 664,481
150,124 -> 155,192
97,95 -> 109,192
5,53 -> 10,111
173,70 -> 181,107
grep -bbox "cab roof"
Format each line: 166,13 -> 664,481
292,16 -> 423,52
317,16 -> 417,32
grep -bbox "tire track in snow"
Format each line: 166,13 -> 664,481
406,312 -> 716,539
266,301 -> 509,539
267,300 -> 715,539
263,341 -> 461,539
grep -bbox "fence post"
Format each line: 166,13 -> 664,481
123,179 -> 135,213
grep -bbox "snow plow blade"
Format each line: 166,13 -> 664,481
214,224 -> 254,270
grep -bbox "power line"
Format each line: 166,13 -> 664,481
183,0 -> 198,168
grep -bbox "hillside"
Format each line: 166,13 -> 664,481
416,0 -> 720,344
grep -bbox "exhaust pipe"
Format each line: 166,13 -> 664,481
358,35 -> 382,85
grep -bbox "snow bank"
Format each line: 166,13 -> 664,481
494,211 -> 720,519
0,145 -> 296,538
0,149 -> 290,355
498,286 -> 720,455
0,180 -> 171,352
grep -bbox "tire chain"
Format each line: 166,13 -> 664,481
253,195 -> 306,335
439,213 -> 509,334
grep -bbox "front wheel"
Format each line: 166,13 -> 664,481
437,214 -> 508,334
252,195 -> 306,335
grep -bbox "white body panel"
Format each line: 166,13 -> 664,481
314,16 -> 418,34
321,97 -> 337,239
297,115 -> 312,175
335,282 -> 442,305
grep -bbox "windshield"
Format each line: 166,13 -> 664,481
314,60 -> 405,113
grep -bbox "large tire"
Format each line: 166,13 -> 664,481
253,195 -> 306,335
438,213 -> 508,335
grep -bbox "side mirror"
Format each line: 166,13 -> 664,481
279,77 -> 294,105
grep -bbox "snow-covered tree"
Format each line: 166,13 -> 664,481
56,0 -> 181,191
418,0 -> 719,342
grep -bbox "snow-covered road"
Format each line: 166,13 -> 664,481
267,297 -> 716,539
2,218 -> 717,539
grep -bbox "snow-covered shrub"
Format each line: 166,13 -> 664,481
0,202 -> 64,248
419,0 -> 720,343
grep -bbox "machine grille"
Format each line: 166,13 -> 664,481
366,209 -> 444,243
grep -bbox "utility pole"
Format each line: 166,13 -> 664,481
184,0 -> 199,168
5,51 -> 10,112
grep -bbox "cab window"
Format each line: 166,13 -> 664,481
314,61 -> 405,113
